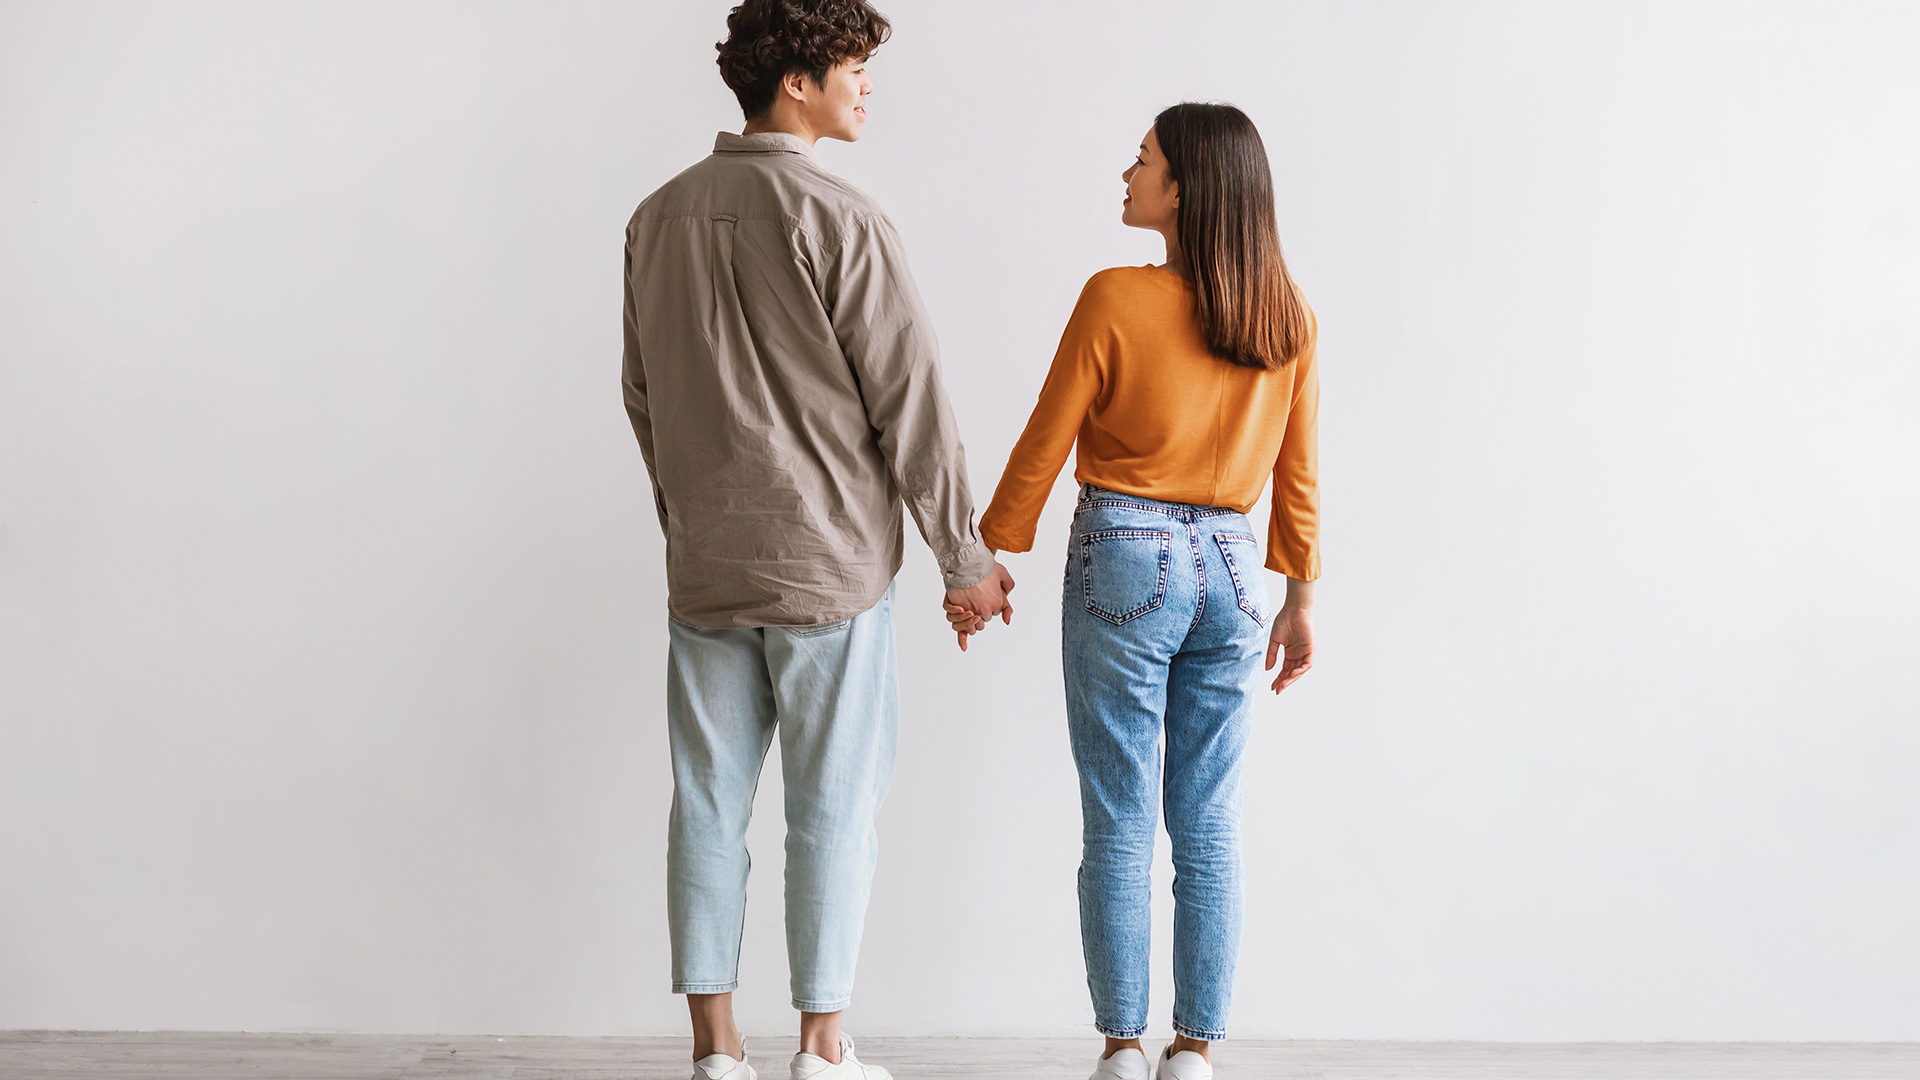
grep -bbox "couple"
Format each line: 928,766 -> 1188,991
620,3 -> 1319,1079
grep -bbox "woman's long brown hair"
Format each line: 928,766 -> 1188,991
1154,102 -> 1308,371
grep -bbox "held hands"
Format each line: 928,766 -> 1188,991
943,561 -> 1015,651
940,561 -> 1315,688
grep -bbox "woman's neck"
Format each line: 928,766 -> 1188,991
1159,233 -> 1189,279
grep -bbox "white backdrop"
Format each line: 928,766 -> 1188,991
3,0 -> 1917,1042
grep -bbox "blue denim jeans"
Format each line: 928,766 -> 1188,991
664,584 -> 897,1012
1064,486 -> 1266,1041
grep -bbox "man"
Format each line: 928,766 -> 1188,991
621,3 -> 1014,1078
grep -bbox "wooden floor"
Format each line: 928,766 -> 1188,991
4,1031 -> 1918,1079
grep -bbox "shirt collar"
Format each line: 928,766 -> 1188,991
712,130 -> 817,158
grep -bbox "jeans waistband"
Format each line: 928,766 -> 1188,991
1076,484 -> 1241,522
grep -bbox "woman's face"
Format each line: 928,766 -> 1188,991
1121,126 -> 1178,232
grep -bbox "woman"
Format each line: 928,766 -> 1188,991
959,103 -> 1319,1080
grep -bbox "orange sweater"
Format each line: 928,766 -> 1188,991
978,266 -> 1320,579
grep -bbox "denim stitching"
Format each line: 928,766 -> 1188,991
1079,528 -> 1171,625
1186,521 -> 1207,636
1077,496 -> 1177,517
1214,532 -> 1265,624
1079,484 -> 1241,516
787,619 -> 852,638
1077,495 -> 1241,523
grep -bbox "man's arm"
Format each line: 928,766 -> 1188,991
823,213 -> 1002,602
621,237 -> 669,538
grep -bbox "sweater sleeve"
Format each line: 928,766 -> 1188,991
1266,304 -> 1321,579
977,275 -> 1113,553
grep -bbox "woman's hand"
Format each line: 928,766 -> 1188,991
1265,577 -> 1315,693
944,601 -> 989,650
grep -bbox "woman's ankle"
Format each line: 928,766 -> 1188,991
1103,1036 -> 1144,1059
1169,1034 -> 1210,1061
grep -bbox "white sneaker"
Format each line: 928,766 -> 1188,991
791,1034 -> 891,1080
693,1047 -> 756,1080
1156,1046 -> 1212,1080
1090,1046 -> 1151,1080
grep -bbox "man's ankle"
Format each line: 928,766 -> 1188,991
798,1011 -> 843,1063
687,990 -> 743,1061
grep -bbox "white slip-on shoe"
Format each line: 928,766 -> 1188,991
1090,1045 -> 1151,1080
693,1047 -> 756,1080
1155,1045 -> 1213,1080
791,1034 -> 891,1080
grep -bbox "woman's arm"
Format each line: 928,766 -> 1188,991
976,277 -> 1113,553
1266,304 -> 1320,692
1264,324 -> 1320,581
1267,576 -> 1314,693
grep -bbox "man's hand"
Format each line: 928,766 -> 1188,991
943,560 -> 1014,651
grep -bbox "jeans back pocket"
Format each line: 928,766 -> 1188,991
1080,528 -> 1172,625
1213,532 -> 1268,625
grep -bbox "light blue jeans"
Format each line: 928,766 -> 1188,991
665,584 -> 897,1012
1063,486 -> 1265,1041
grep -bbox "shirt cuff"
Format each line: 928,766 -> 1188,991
941,541 -> 997,591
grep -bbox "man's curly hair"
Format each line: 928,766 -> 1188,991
715,0 -> 892,121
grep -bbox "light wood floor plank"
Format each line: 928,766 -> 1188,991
2,1032 -> 1917,1079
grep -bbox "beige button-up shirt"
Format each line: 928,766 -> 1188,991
622,131 -> 995,628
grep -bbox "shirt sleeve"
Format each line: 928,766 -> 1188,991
825,213 -> 996,591
621,234 -> 670,538
977,276 -> 1112,553
1266,304 -> 1321,579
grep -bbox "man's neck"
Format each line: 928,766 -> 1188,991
741,112 -> 818,146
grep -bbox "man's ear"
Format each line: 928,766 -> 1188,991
781,69 -> 809,104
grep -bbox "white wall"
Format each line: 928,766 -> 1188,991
3,0 -> 1917,1041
